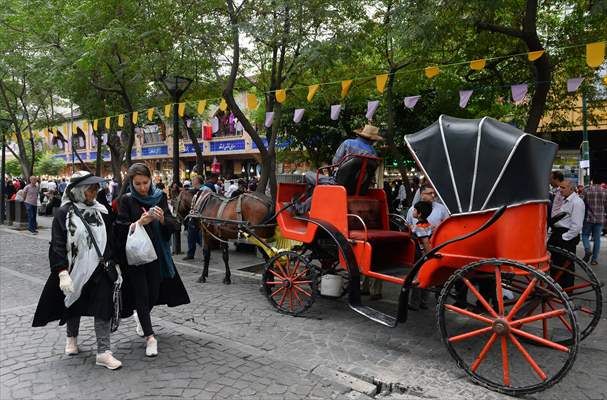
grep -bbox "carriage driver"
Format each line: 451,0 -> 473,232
183,176 -> 204,260
294,124 -> 384,215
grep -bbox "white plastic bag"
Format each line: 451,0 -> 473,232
126,223 -> 158,266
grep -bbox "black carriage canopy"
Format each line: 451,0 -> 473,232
404,115 -> 558,215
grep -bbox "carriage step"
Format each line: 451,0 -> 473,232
349,304 -> 397,328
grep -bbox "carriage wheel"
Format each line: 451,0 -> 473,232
262,251 -> 317,316
437,259 -> 579,396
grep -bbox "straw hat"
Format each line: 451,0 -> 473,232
353,124 -> 384,141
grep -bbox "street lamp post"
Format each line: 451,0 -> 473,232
581,95 -> 590,185
0,129 -> 6,225
161,75 -> 192,255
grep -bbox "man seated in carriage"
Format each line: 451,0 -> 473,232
404,184 -> 449,227
293,124 -> 384,215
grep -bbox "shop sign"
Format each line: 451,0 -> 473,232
210,139 -> 245,152
141,145 -> 168,157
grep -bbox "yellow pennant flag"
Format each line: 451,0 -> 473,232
275,89 -> 287,103
219,98 -> 228,111
82,120 -> 88,132
603,76 -> 607,86
72,122 -> 78,133
527,50 -> 544,61
93,119 -> 98,131
424,66 -> 440,79
132,111 -> 139,124
341,80 -> 353,98
307,85 -> 319,102
118,114 -> 124,127
164,104 -> 171,117
197,100 -> 206,114
470,59 -> 486,71
105,117 -> 111,130
52,127 -> 58,135
246,93 -> 258,109
178,102 -> 186,117
376,74 -> 389,94
587,42 -> 605,68
147,108 -> 154,121
43,128 -> 48,137
63,123 -> 68,135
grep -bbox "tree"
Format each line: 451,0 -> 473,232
35,153 -> 66,176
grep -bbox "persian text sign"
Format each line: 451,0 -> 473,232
210,139 -> 245,152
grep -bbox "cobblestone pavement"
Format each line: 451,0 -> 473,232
1,218 -> 606,400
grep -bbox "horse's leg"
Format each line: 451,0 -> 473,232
222,241 -> 231,285
197,228 -> 210,283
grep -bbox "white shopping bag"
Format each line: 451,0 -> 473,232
126,223 -> 158,266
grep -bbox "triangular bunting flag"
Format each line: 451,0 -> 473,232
246,93 -> 258,109
459,90 -> 473,108
341,80 -> 353,98
511,84 -> 528,104
470,59 -> 486,71
72,122 -> 78,133
264,112 -> 274,128
102,133 -> 108,144
178,102 -> 186,117
424,66 -> 440,79
404,95 -> 421,109
63,123 -> 68,135
366,100 -> 379,120
293,109 -> 305,123
78,137 -> 84,147
164,104 -> 171,117
567,77 -> 584,93
275,89 -> 287,103
197,100 -> 206,114
147,108 -> 155,121
117,131 -> 121,139
132,111 -> 139,124
307,85 -> 319,102
211,117 -> 219,133
186,119 -> 192,128
118,114 -> 124,127
586,42 -> 605,68
82,120 -> 88,132
330,104 -> 341,120
219,98 -> 228,111
528,50 -> 544,61
91,134 -> 96,147
58,140 -> 63,149
37,130 -> 45,138
105,117 -> 111,130
236,121 -> 243,131
93,119 -> 98,131
376,74 -> 388,93
603,76 -> 607,86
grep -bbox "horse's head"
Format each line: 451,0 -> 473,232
176,190 -> 194,222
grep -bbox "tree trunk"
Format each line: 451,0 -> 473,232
95,132 -> 103,176
182,117 -> 204,174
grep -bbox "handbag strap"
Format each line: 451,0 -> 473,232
70,204 -> 104,261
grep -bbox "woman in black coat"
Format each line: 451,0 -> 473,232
32,171 -> 122,370
114,163 -> 190,358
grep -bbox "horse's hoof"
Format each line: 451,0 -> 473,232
197,276 -> 206,283
223,277 -> 231,285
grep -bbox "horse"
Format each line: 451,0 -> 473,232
186,190 -> 275,284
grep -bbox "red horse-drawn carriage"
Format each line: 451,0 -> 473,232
261,115 -> 603,395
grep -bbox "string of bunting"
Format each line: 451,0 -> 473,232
4,40 -> 606,147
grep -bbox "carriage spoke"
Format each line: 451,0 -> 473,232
510,308 -> 567,327
268,269 -> 286,280
278,287 -> 288,307
291,268 -> 310,282
444,304 -> 493,324
511,327 -> 569,352
293,280 -> 313,285
448,326 -> 493,343
547,301 -> 573,333
506,278 -> 538,320
564,282 -> 593,293
293,284 -> 312,297
542,302 -> 549,339
500,337 -> 510,386
495,266 -> 505,316
470,333 -> 497,372
271,286 -> 285,298
290,259 -> 302,278
292,288 -> 305,308
462,278 -> 498,318
288,289 -> 294,313
265,281 -> 287,285
509,333 -> 547,381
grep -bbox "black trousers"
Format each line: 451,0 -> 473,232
548,228 -> 579,289
126,263 -> 161,336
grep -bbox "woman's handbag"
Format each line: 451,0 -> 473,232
126,222 -> 158,266
71,205 -> 122,332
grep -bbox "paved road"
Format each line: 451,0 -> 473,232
1,218 -> 606,400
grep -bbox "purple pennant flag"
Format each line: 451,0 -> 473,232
264,112 -> 274,128
186,119 -> 192,128
117,130 -> 122,139
330,104 -> 341,120
92,135 -> 96,146
211,117 -> 219,133
404,95 -> 421,109
567,77 -> 584,93
102,133 -> 108,144
459,90 -> 473,108
511,84 -> 528,104
236,121 -> 243,131
366,100 -> 379,120
78,137 -> 84,147
58,140 -> 63,149
293,109 -> 305,124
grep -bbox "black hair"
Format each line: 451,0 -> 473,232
414,201 -> 432,221
551,171 -> 564,182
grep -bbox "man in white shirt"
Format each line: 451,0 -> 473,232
405,184 -> 450,227
548,179 -> 585,288
550,170 -> 565,218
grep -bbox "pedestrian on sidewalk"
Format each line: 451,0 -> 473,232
114,163 -> 190,358
32,171 -> 122,370
183,176 -> 203,260
581,181 -> 606,265
23,176 -> 39,234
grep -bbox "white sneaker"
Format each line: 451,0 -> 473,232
145,337 -> 158,357
133,311 -> 144,337
95,351 -> 122,370
65,337 -> 78,355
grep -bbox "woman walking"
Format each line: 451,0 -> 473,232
115,163 -> 190,357
32,171 -> 122,370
